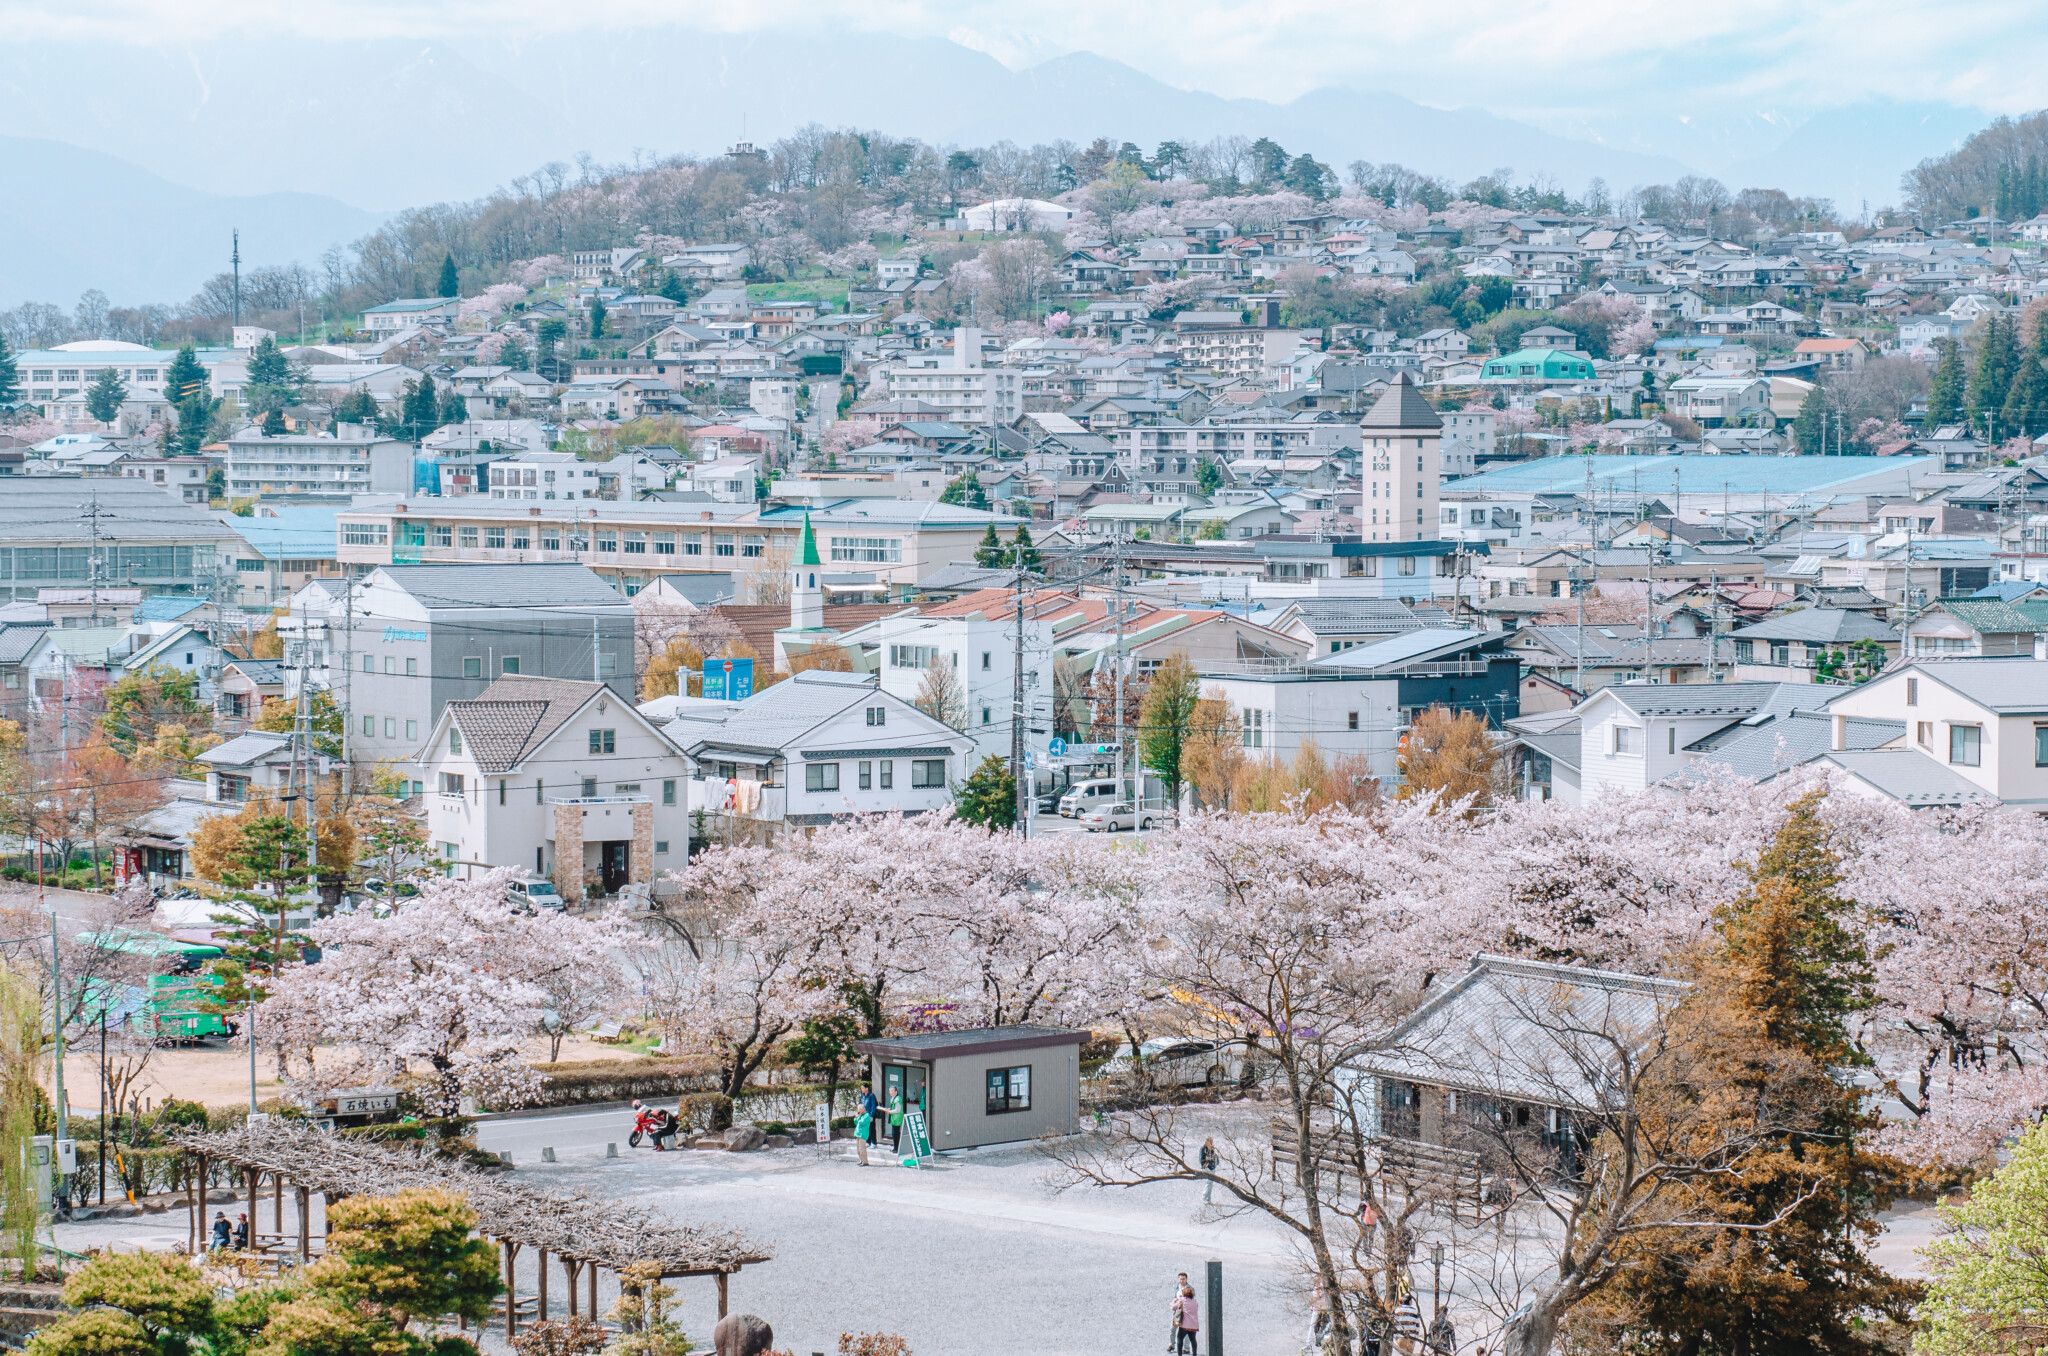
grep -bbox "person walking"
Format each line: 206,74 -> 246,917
209,1211 -> 230,1251
1168,1271 -> 1189,1352
853,1101 -> 872,1167
887,1088 -> 905,1153
1199,1136 -> 1219,1204
1174,1283 -> 1200,1355
857,1086 -> 879,1145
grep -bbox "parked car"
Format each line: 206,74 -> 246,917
1102,1038 -> 1241,1087
1058,779 -> 1120,818
507,873 -> 565,912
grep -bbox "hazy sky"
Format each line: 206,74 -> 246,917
6,0 -> 2043,121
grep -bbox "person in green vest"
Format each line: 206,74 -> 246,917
888,1088 -> 905,1153
853,1102 -> 872,1167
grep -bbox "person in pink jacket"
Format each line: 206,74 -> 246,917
1173,1284 -> 1199,1354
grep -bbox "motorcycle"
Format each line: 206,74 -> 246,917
627,1104 -> 676,1149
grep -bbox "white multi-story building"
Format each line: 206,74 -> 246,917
17,340 -> 180,426
1439,411 -> 1495,479
868,608 -> 1054,763
223,425 -> 414,500
1358,374 -> 1442,543
883,328 -> 1022,427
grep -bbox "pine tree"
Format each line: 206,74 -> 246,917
951,755 -> 1015,831
84,366 -> 127,424
438,383 -> 469,427
1999,311 -> 2048,439
588,297 -> 608,340
174,393 -> 216,454
163,344 -> 207,404
400,376 -> 439,440
657,269 -> 689,304
1587,790 -> 1918,1353
1010,523 -> 1041,570
1925,337 -> 1965,427
1967,314 -> 2020,439
436,253 -> 460,298
260,407 -> 286,436
0,333 -> 18,404
973,522 -> 1006,567
333,391 -> 379,428
1789,384 -> 1829,454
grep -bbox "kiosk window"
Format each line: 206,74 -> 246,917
986,1065 -> 1031,1114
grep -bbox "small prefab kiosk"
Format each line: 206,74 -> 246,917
853,1025 -> 1087,1152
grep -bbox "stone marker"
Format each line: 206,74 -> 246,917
712,1313 -> 773,1356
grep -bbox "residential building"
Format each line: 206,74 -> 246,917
1440,411 -> 1495,478
1728,609 -> 1900,682
359,298 -> 462,334
327,565 -> 635,764
222,425 -> 413,500
882,328 -> 1023,426
1824,658 -> 2048,808
415,675 -> 691,900
668,669 -> 971,828
1359,374 -> 1442,543
869,608 -> 1055,763
1902,598 -> 2048,658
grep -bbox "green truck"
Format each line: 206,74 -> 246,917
87,931 -> 239,1044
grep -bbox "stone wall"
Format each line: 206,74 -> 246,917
552,802 -> 584,904
630,801 -> 653,884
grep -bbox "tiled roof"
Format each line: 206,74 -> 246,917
378,565 -> 626,609
443,675 -> 607,772
1920,599 -> 2048,635
1730,609 -> 1898,644
1357,373 -> 1443,430
1821,748 -> 1997,808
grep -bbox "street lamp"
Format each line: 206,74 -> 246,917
1430,1242 -> 1444,1319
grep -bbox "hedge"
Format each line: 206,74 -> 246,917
504,1059 -> 724,1110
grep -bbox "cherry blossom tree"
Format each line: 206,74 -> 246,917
258,871 -> 636,1115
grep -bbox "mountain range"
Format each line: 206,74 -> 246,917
0,29 -> 1995,307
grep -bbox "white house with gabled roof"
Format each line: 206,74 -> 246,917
414,674 -> 693,902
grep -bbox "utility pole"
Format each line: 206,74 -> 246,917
1010,556 -> 1029,834
231,230 -> 242,330
1112,535 -> 1128,799
80,491 -> 110,626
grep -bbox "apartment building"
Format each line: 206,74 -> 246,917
1360,374 -> 1442,544
223,425 -> 413,500
335,497 -> 1020,596
882,328 -> 1022,426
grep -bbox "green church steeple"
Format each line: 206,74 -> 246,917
799,511 -> 821,566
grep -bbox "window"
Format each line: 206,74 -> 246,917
911,759 -> 946,788
654,534 -> 676,555
486,528 -> 506,549
598,652 -> 617,677
830,536 -> 902,563
807,762 -> 840,792
859,761 -> 872,790
1613,725 -> 1639,755
1398,556 -> 1417,576
589,729 -> 616,754
986,1065 -> 1031,1113
342,523 -> 388,546
581,776 -> 597,797
384,656 -> 397,674
498,780 -> 507,805
1770,641 -> 1790,667
866,705 -> 886,726
1950,723 -> 1982,767
655,840 -> 670,854
537,779 -> 545,803
406,719 -> 418,740
981,652 -> 992,671
597,533 -> 617,553
384,717 -> 397,738
542,531 -> 561,551
450,727 -> 463,754
614,783 -> 641,793
512,528 -> 530,550
440,772 -> 465,795
363,654 -> 374,673
405,657 -> 418,676
1906,678 -> 1918,706
683,533 -> 703,556
1347,711 -> 1359,731
714,533 -> 735,557
2037,726 -> 2048,768
1667,726 -> 1676,755
625,532 -> 647,554
1734,639 -> 1754,663
1917,721 -> 1932,747
363,715 -> 374,736
879,760 -> 894,789
464,656 -> 481,679
742,534 -> 766,557
663,779 -> 676,805
459,527 -> 479,547
1241,708 -> 1265,749
502,656 -> 520,674
434,524 -> 453,547
889,645 -> 937,669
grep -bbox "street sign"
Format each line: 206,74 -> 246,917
1048,737 -> 1067,758
1023,752 -> 1035,770
903,1107 -> 933,1164
702,657 -> 755,701
814,1102 -> 831,1148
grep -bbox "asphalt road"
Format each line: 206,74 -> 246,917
473,1103 -> 1307,1356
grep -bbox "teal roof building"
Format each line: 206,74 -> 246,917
1482,348 -> 1598,381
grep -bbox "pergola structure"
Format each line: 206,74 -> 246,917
173,1119 -> 769,1335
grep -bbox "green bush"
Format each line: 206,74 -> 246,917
831,1116 -> 855,1130
512,1058 -> 721,1110
682,1092 -> 733,1132
755,1121 -> 788,1136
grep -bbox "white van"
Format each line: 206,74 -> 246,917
506,873 -> 565,912
1057,779 -> 1120,818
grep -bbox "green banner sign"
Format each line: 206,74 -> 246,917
904,1107 -> 933,1162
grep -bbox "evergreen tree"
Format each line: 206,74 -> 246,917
973,522 -> 1006,567
0,333 -> 18,404
163,344 -> 207,404
939,471 -> 987,509
1010,523 -> 1041,570
174,393 -> 217,455
1789,384 -> 1829,454
436,253 -> 459,298
1589,791 -> 1918,1353
399,376 -> 439,440
333,391 -> 379,427
84,366 -> 127,424
438,383 -> 468,427
588,297 -> 608,340
1926,337 -> 1965,427
260,407 -> 286,436
1194,460 -> 1223,495
1967,314 -> 2021,439
241,336 -> 299,420
952,755 -> 1016,830
498,335 -> 529,371
657,269 -> 689,304
1999,313 -> 2048,439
